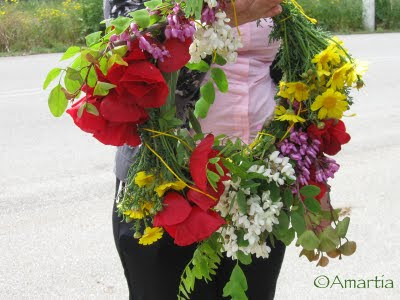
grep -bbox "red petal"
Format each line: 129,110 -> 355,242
93,122 -> 141,146
331,120 -> 351,145
189,134 -> 215,191
120,61 -> 169,108
100,91 -> 148,123
187,188 -> 217,211
66,97 -> 107,134
157,38 -> 191,73
173,207 -> 225,246
153,192 -> 192,227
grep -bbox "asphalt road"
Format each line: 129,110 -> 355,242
0,33 -> 399,300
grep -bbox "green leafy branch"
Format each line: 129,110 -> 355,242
178,233 -> 223,300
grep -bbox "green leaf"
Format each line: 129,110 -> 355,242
43,68 -> 62,90
85,31 -> 102,47
209,157 -> 220,164
339,241 -> 357,256
77,101 -> 86,118
60,46 -> 80,61
207,170 -> 220,184
111,16 -> 132,34
194,98 -> 210,119
93,81 -> 116,96
296,230 -> 320,251
129,9 -> 150,28
214,53 -> 227,66
275,211 -> 289,233
336,217 -> 350,238
86,103 -> 99,116
66,67 -> 83,83
144,0 -> 162,10
48,84 -> 68,117
319,227 -> 340,252
304,197 -> 321,213
200,81 -> 215,104
283,188 -> 294,208
231,264 -> 248,290
291,211 -> 306,235
236,190 -> 247,214
215,163 -> 225,177
237,251 -> 252,265
186,60 -> 210,72
222,159 -> 248,179
87,67 -> 98,88
64,76 -> 81,94
211,68 -> 228,93
112,45 -> 128,57
268,183 -> 281,202
188,110 -> 202,134
236,229 -> 249,247
300,185 -> 321,198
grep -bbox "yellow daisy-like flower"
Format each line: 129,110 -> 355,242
135,171 -> 155,187
346,60 -> 368,86
155,180 -> 186,197
311,89 -> 348,120
327,63 -> 352,90
139,227 -> 163,245
286,82 -> 310,102
275,106 -> 305,123
312,45 -> 341,72
277,81 -> 290,99
124,210 -> 145,220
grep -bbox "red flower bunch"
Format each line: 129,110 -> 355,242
154,135 -> 229,246
66,38 -> 174,146
307,120 -> 351,156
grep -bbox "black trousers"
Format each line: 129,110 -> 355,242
113,179 -> 286,300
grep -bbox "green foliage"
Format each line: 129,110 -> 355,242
178,234 -> 223,300
298,0 -> 364,32
376,0 -> 400,30
0,0 -> 104,54
223,264 -> 248,300
48,84 -> 68,117
210,67 -> 228,93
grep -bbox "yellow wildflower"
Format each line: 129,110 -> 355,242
155,180 -> 186,197
135,171 -> 155,187
277,81 -> 290,99
275,106 -> 305,123
312,45 -> 341,72
286,82 -> 310,102
346,60 -> 368,86
311,89 -> 348,120
139,227 -> 163,245
327,63 -> 352,90
124,210 -> 145,220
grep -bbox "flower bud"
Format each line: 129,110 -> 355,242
134,231 -> 142,239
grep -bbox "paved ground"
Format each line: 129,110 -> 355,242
0,33 -> 399,300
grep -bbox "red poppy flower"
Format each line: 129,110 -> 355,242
187,181 -> 226,211
307,120 -> 351,156
154,192 -> 225,246
189,134 -> 215,191
164,206 -> 225,246
66,96 -> 107,134
157,38 -> 192,73
100,90 -> 148,123
93,121 -> 141,146
153,192 -> 192,227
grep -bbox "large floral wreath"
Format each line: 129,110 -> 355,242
44,0 -> 365,298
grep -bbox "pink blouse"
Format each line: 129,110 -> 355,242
199,19 -> 280,144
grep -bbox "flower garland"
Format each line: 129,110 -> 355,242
43,1 -> 365,298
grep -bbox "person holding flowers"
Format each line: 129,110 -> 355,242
106,0 -> 288,299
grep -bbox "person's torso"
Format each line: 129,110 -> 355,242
198,19 -> 280,144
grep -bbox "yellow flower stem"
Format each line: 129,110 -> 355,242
287,0 -> 317,24
143,128 -> 193,151
144,142 -> 217,201
231,0 -> 241,36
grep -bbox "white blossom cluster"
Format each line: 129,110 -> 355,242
204,0 -> 218,8
247,151 -> 296,185
189,11 -> 242,63
215,178 -> 283,259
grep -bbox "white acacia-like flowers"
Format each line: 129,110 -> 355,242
189,11 -> 242,63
